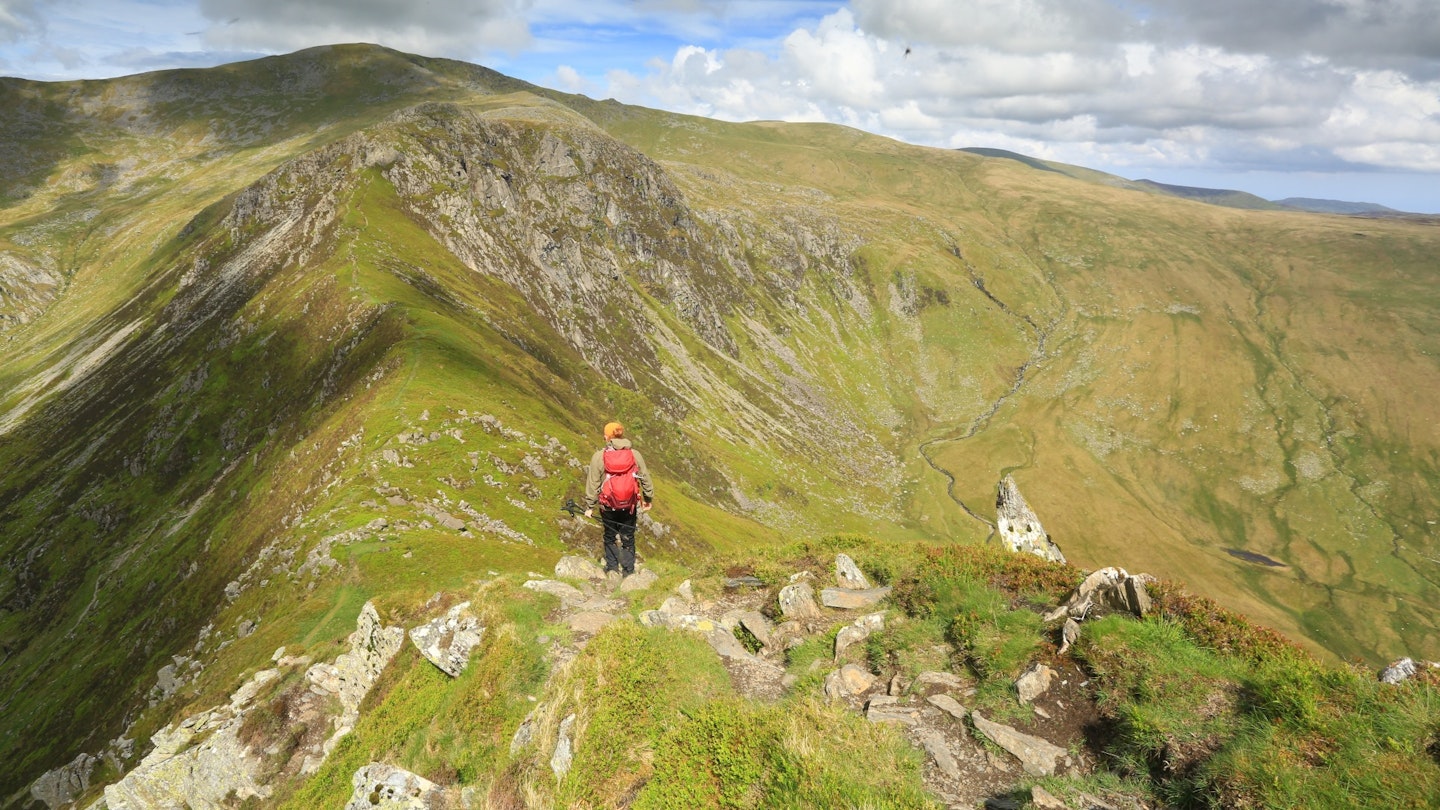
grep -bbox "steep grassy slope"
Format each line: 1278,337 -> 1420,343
2,45 -> 1440,800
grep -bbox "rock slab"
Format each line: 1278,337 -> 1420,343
820,586 -> 892,610
408,601 -> 485,677
971,711 -> 1069,776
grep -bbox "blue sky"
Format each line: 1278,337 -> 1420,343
3,0 -> 1439,212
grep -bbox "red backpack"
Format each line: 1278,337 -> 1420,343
599,447 -> 640,512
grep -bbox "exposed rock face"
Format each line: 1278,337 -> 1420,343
103,602 -> 405,809
344,763 -> 442,810
28,752 -> 98,809
103,670 -> 280,809
307,601 -> 406,742
408,601 -> 485,677
617,567 -> 659,593
0,251 -> 63,330
995,476 -> 1065,563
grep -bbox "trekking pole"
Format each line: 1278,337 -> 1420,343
561,498 -> 604,524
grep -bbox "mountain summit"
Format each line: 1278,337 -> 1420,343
2,44 -> 1439,807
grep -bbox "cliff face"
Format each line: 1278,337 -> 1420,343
4,44 -> 1440,804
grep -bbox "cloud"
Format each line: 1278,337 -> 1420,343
0,0 -> 45,42
608,4 -> 1440,181
1139,0 -> 1440,74
197,0 -> 533,55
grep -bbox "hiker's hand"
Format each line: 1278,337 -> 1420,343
584,508 -> 593,518
642,501 -> 652,512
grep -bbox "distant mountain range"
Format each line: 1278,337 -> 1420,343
957,148 -> 1414,215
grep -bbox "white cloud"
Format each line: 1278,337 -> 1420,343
198,0 -> 533,55
604,3 -> 1440,185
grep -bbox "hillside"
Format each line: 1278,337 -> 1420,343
2,44 -> 1440,807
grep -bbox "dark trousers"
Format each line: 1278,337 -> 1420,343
599,508 -> 637,574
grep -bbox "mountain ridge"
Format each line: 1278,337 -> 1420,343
3,44 -> 1440,807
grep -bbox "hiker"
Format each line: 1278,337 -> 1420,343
583,421 -> 653,577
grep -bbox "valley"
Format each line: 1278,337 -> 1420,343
2,44 -> 1439,806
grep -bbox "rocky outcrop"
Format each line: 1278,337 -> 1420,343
996,476 -> 1065,563
1045,567 -> 1153,622
308,602 -> 406,750
408,601 -> 485,677
1377,657 -> 1437,685
102,602 -> 404,808
344,763 -> 443,810
102,669 -> 281,809
28,752 -> 98,809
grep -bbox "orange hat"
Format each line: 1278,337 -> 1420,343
604,421 -> 624,439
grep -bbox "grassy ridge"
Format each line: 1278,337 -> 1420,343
2,45 -> 1440,800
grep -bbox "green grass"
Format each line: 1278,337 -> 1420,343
5,44 -> 1440,805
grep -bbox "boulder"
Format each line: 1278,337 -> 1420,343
1015,663 -> 1057,703
510,712 -> 536,755
1380,657 -> 1418,684
971,711 -> 1069,776
725,575 -> 764,589
617,567 -> 659,593
343,763 -> 442,810
820,586 -> 892,610
555,555 -> 605,581
823,664 -> 877,700
29,753 -> 98,809
675,579 -> 695,601
1125,576 -> 1153,616
835,554 -> 871,589
436,512 -> 466,532
996,475 -> 1066,563
408,601 -> 485,677
1045,566 -> 1152,621
778,582 -> 822,618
